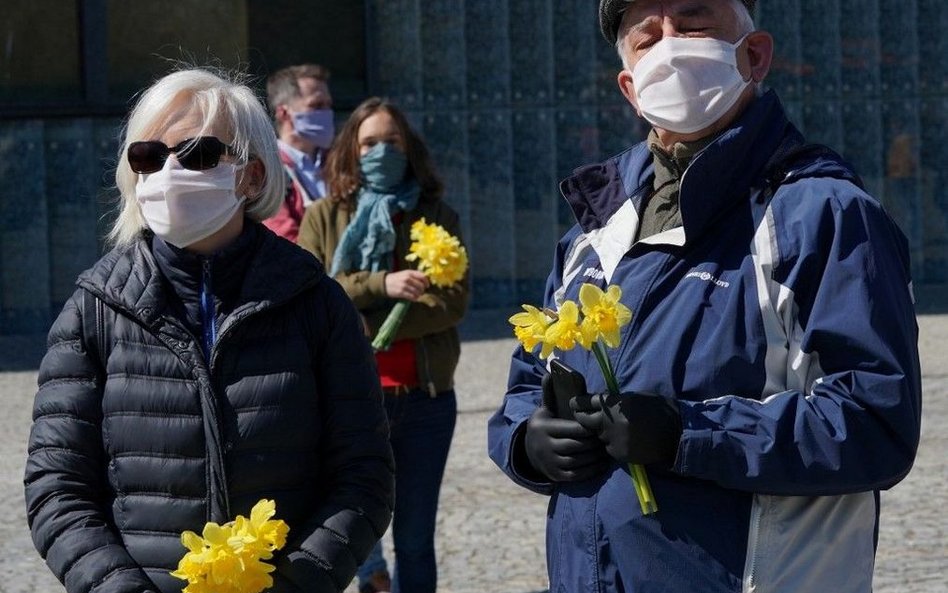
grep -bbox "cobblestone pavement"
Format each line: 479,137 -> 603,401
2,315 -> 945,593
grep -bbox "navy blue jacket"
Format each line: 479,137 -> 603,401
488,91 -> 921,593
25,221 -> 394,593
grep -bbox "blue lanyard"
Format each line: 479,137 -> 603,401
200,258 -> 216,362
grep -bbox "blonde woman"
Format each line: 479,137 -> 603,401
24,68 -> 393,593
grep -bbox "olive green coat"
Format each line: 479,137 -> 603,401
298,196 -> 469,394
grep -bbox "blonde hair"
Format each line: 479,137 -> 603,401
110,68 -> 284,246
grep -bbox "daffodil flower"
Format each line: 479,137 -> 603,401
171,499 -> 289,593
579,283 -> 633,348
405,218 -> 469,288
508,283 -> 657,514
373,219 -> 468,352
509,304 -> 554,352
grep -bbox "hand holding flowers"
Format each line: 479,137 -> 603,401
170,499 -> 289,593
372,219 -> 468,351
510,283 -> 659,515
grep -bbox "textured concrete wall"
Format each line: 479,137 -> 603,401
1,1 -> 946,335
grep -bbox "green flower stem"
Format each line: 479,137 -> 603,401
591,340 -> 659,515
371,300 -> 410,352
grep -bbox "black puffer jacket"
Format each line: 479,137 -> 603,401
24,222 -> 394,593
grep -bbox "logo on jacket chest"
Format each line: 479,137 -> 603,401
582,267 -> 606,281
684,268 -> 730,288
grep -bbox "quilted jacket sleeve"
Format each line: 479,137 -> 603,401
274,279 -> 395,592
24,289 -> 158,593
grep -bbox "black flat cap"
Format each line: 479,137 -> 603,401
599,0 -> 757,45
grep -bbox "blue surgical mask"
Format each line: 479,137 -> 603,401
359,142 -> 408,192
292,109 -> 335,149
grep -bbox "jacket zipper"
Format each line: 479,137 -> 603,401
744,496 -> 764,592
199,256 -> 231,520
201,258 -> 216,361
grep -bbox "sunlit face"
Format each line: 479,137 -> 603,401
357,110 -> 406,156
152,103 -> 254,197
619,0 -> 747,70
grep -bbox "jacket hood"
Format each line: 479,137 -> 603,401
77,221 -> 325,327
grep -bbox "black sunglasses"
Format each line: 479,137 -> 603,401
127,136 -> 236,174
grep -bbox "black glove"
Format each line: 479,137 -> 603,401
571,391 -> 682,466
520,375 -> 611,483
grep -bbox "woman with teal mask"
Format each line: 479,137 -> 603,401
298,97 -> 469,593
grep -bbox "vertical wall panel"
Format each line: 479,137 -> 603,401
45,120 -> 100,307
839,0 -> 881,98
916,0 -> 948,279
466,0 -> 510,109
421,0 -> 467,110
799,0 -> 842,148
366,0 -> 422,109
513,108 -> 557,302
552,0 -> 598,106
465,0 -> 515,307
918,98 -> 948,281
94,120 -> 123,253
879,0 -> 922,278
423,112 -> 471,245
759,0 -> 803,102
509,0 -> 554,108
468,110 -> 516,307
839,0 -> 883,198
0,121 -> 50,333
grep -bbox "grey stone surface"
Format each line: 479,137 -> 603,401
2,313 -> 946,592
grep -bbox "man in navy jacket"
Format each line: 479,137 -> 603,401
488,1 -> 922,591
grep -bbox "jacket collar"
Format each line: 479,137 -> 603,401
77,221 -> 324,328
559,90 -> 797,278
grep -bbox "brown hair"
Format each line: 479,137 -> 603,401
266,64 -> 331,118
325,97 -> 444,207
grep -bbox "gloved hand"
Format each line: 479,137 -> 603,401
521,374 -> 611,482
571,391 -> 682,466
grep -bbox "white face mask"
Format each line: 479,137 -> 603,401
632,35 -> 751,135
136,157 -> 246,249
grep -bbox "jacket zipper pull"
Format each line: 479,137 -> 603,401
201,257 -> 216,362
428,381 -> 437,398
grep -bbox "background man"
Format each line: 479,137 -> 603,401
488,1 -> 922,591
265,63 -> 335,241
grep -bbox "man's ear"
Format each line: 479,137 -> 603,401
741,31 -> 774,83
617,69 -> 641,113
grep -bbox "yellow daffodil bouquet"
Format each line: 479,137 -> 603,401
170,499 -> 289,593
372,218 -> 468,351
510,283 -> 658,515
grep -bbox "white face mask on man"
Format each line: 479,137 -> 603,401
632,35 -> 751,135
136,157 -> 246,249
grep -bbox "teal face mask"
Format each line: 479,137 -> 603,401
359,142 -> 408,191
